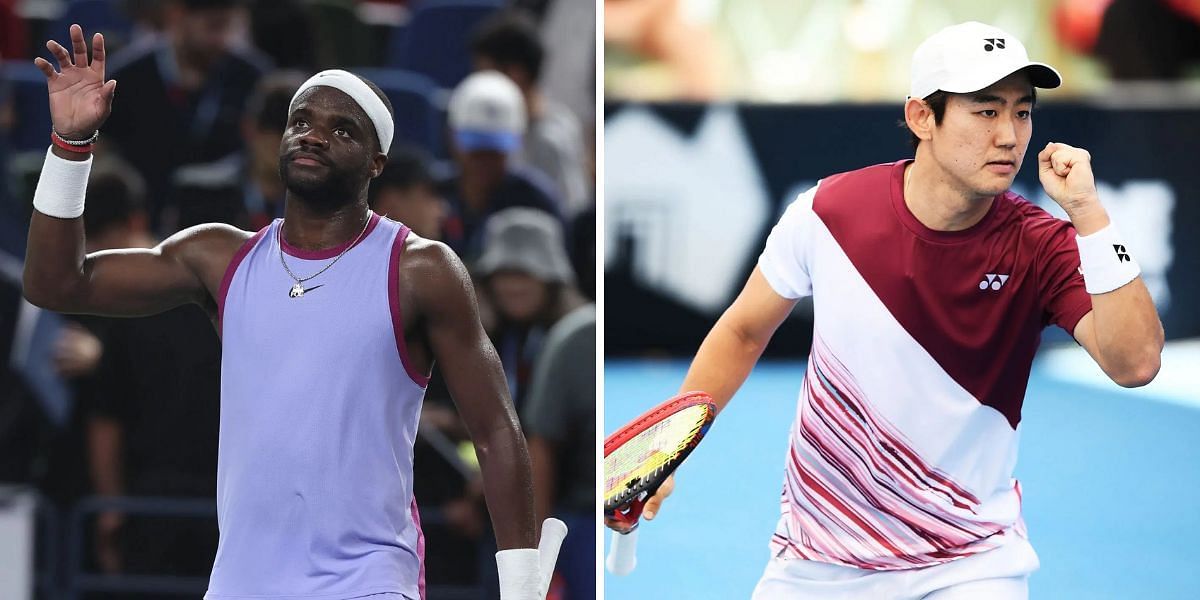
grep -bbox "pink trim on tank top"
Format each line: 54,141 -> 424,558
410,497 -> 426,600
217,225 -> 269,335
279,212 -> 382,259
388,225 -> 432,388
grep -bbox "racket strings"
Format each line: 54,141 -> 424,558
604,405 -> 710,504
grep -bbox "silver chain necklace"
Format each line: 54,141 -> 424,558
278,213 -> 371,298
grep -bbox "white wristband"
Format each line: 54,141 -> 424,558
32,146 -> 91,219
496,548 -> 541,600
1076,223 -> 1140,294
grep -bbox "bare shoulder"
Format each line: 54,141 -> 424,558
161,222 -> 259,294
398,233 -> 469,282
397,233 -> 476,318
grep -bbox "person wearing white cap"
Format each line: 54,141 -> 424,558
23,25 -> 564,600
439,70 -> 563,260
606,21 -> 1162,599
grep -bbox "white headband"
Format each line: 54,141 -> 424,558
290,70 -> 393,153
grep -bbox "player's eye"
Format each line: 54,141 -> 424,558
293,118 -> 309,129
979,110 -> 998,118
333,127 -> 350,137
1017,110 -> 1031,119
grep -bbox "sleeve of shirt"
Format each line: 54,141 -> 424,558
1038,220 -> 1094,335
756,183 -> 820,300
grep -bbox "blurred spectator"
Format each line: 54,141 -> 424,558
1,72 -> 11,218
0,0 -> 28,59
1094,0 -> 1200,79
472,206 -> 587,597
604,0 -> 722,100
476,208 -> 584,412
439,71 -> 563,260
538,0 -> 595,125
248,0 -> 317,70
522,302 -> 595,600
367,145 -> 448,240
569,203 -> 595,300
80,157 -> 222,578
103,0 -> 268,232
471,10 -> 590,218
240,70 -> 306,230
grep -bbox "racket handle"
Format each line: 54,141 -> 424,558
606,528 -> 639,576
537,518 -> 568,597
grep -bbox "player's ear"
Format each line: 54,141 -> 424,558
369,152 -> 387,179
904,97 -> 935,145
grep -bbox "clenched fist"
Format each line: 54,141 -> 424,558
1037,142 -> 1098,211
1037,141 -> 1111,235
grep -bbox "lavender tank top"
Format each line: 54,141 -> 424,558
207,213 -> 430,599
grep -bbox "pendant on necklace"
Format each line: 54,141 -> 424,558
289,283 -> 305,298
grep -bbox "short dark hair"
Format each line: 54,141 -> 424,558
902,88 -> 1037,150
902,91 -> 949,151
83,157 -> 147,237
470,11 -> 544,82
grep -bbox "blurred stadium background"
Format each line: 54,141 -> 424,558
604,0 -> 1200,598
0,0 -> 595,598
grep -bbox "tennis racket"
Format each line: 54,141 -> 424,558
604,391 -> 717,575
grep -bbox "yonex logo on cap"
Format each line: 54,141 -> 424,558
983,38 -> 1005,52
979,273 -> 1009,291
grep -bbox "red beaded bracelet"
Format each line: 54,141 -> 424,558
50,129 -> 98,154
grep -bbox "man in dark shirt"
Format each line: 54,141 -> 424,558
79,158 -> 221,578
438,70 -> 562,260
102,0 -> 268,232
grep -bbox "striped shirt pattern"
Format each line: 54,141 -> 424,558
770,334 -> 1020,570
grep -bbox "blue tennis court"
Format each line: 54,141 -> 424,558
603,346 -> 1200,599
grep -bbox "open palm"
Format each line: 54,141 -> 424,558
33,24 -> 116,139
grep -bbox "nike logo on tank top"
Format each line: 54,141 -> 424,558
209,213 -> 428,599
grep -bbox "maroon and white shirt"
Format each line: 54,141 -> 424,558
758,160 -> 1092,570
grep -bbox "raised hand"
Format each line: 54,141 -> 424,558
33,24 -> 117,140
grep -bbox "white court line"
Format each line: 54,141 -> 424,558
1036,338 -> 1200,410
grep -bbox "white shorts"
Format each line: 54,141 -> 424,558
751,531 -> 1039,600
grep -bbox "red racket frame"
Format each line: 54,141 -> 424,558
603,391 -> 716,525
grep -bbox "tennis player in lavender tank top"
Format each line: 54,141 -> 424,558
23,25 -> 564,600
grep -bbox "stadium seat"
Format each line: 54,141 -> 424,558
385,0 -> 503,89
353,67 -> 448,157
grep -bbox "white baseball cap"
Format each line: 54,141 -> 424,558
448,71 -> 526,153
909,21 -> 1061,100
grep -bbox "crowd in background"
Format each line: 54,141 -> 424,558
0,0 -> 596,598
604,0 -> 1200,101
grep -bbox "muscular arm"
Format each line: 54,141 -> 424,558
23,25 -> 247,318
1059,179 -> 1162,388
1072,282 -> 1163,387
608,267 -> 797,530
679,267 -> 798,412
24,204 -> 246,317
1038,143 -> 1163,387
404,239 -> 536,550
